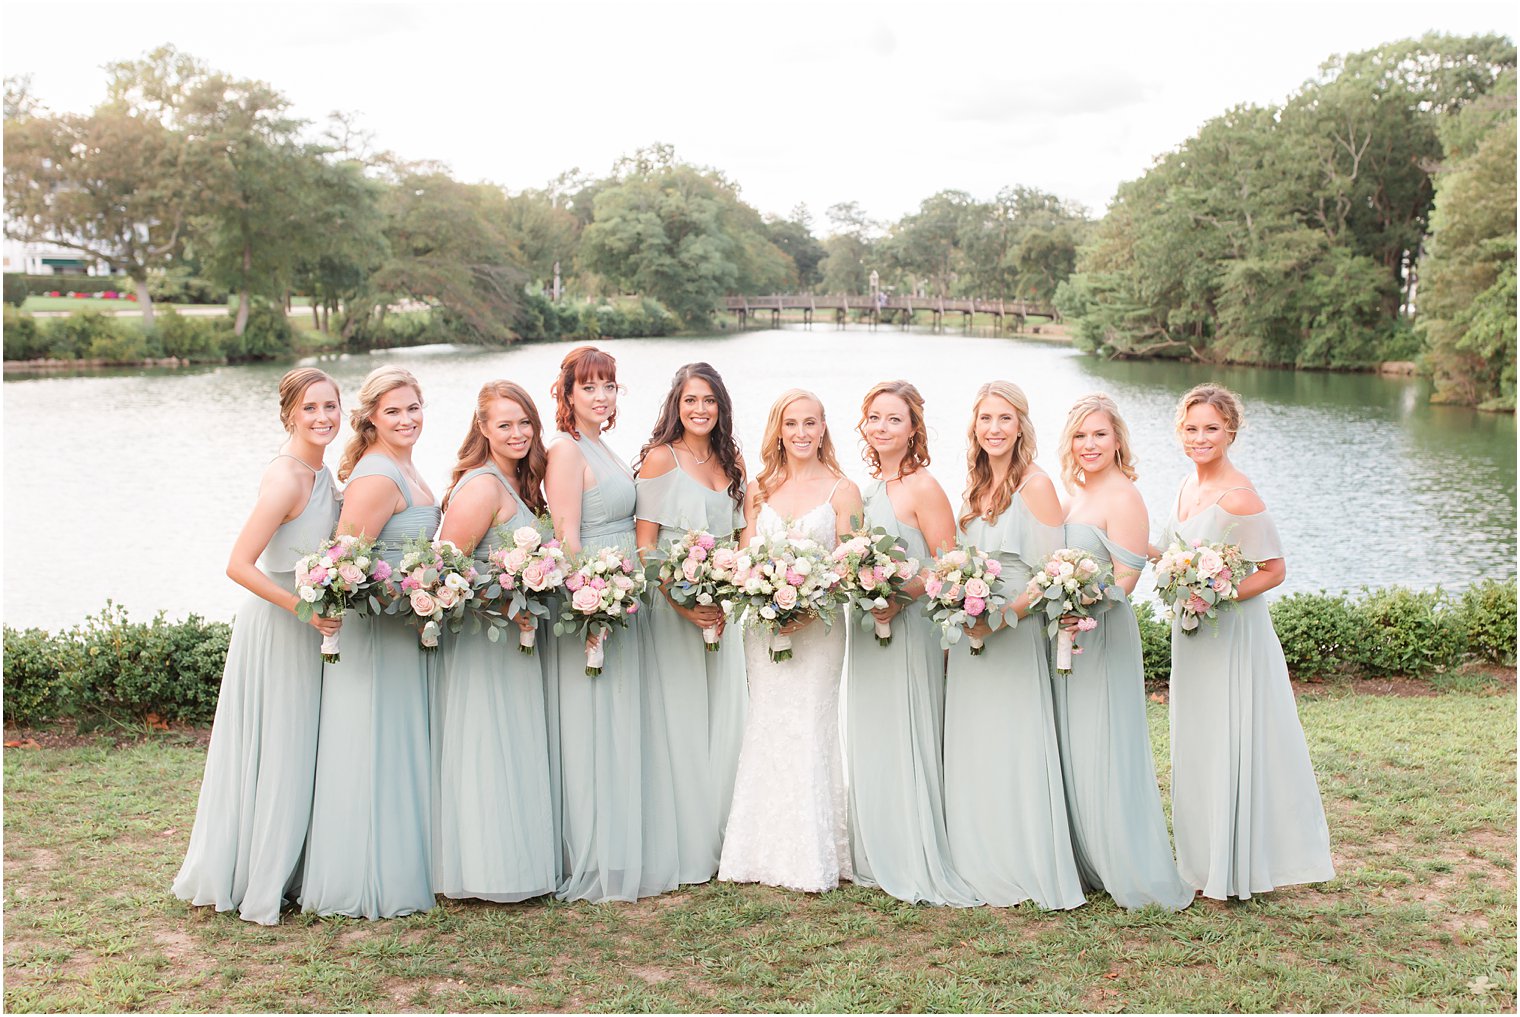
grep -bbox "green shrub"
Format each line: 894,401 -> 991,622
146,268 -> 227,305
151,308 -> 225,361
221,303 -> 293,361
22,273 -> 123,295
40,309 -> 120,360
65,603 -> 230,725
1270,591 -> 1361,679
86,318 -> 148,363
1350,586 -> 1466,678
1133,599 -> 1172,686
2,306 -> 45,360
2,627 -> 79,726
3,272 -> 27,307
1459,579 -> 1517,665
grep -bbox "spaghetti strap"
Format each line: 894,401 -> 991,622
271,453 -> 319,474
1210,485 -> 1255,507
1013,470 -> 1046,494
826,476 -> 846,501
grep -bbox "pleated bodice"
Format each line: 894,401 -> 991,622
571,435 -> 636,545
452,463 -> 536,565
349,454 -> 440,565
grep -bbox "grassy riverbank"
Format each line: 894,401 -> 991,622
3,683 -> 1514,1013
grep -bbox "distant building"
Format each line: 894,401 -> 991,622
1,240 -> 119,276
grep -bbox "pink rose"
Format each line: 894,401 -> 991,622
964,595 -> 986,617
409,589 -> 437,617
983,558 -> 1002,577
1044,561 -> 1062,577
964,577 -> 990,599
338,563 -> 365,586
521,561 -> 547,591
682,557 -> 702,582
712,547 -> 738,572
571,585 -> 602,614
947,584 -> 963,603
612,574 -> 634,591
435,586 -> 459,610
774,584 -> 799,611
924,575 -> 944,598
503,547 -> 529,572
857,568 -> 877,591
1186,594 -> 1209,614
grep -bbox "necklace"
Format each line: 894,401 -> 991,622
678,439 -> 712,465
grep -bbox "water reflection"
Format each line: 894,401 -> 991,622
4,328 -> 1513,629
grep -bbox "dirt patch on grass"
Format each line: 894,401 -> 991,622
3,725 -> 213,750
1145,665 -> 1516,704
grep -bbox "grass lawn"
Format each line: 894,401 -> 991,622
4,685 -> 1514,1013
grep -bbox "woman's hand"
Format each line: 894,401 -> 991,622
679,603 -> 725,634
1058,613 -> 1082,635
778,614 -> 815,636
308,613 -> 342,637
870,600 -> 903,625
513,610 -> 538,633
965,616 -> 994,641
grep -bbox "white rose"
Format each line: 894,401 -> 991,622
354,556 -> 370,570
1057,561 -> 1075,578
299,586 -> 320,603
760,605 -> 777,620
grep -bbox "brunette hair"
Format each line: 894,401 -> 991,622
857,380 -> 930,479
277,367 -> 339,432
755,389 -> 843,502
635,362 -> 745,509
1058,393 -> 1139,492
959,380 -> 1038,530
441,380 -> 549,515
337,366 -> 423,482
1174,382 -> 1245,442
550,345 -> 619,438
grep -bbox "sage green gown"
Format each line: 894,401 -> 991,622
301,454 -> 440,919
554,435 -> 678,902
1159,491 -> 1335,900
432,464 -> 557,902
634,453 -> 747,885
943,492 -> 1085,910
173,457 -> 338,925
845,480 -> 979,907
1051,522 -> 1192,911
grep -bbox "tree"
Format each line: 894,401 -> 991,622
763,209 -> 824,290
3,104 -> 189,325
1420,69 -> 1517,409
818,202 -> 878,294
290,157 -> 387,333
580,154 -> 791,324
501,186 -> 581,291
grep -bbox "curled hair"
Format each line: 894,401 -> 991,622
337,366 -> 423,483
857,380 -> 930,479
635,362 -> 745,509
277,367 -> 339,432
959,380 -> 1038,531
442,380 -> 549,516
551,345 -> 619,439
755,389 -> 843,502
1174,382 -> 1245,443
1058,393 -> 1139,492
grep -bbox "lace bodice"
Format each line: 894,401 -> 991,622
756,497 -> 839,551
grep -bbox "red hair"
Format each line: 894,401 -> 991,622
550,345 -> 619,438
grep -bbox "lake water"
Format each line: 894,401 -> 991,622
4,327 -> 1514,630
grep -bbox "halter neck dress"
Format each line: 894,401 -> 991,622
301,453 -> 440,919
1051,521 -> 1192,910
634,448 -> 748,884
1159,485 -> 1334,900
173,456 -> 338,925
943,489 -> 1085,910
553,434 -> 678,902
845,479 -> 979,906
432,463 -> 557,902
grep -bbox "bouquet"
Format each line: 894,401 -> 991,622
1026,548 -> 1117,675
554,546 -> 647,676
923,545 -> 1008,655
293,533 -> 391,663
387,535 -> 481,650
726,530 -> 844,662
649,529 -> 738,651
1153,538 -> 1253,635
831,527 -> 920,647
481,522 -> 568,653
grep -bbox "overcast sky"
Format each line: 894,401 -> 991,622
3,0 -> 1515,226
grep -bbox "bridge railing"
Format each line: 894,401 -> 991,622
722,294 -> 1057,317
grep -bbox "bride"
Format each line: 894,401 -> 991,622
718,389 -> 864,893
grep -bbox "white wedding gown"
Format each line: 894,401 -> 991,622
718,498 -> 853,893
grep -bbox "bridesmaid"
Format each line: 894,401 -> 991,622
846,380 -> 979,907
432,381 -> 558,902
1051,394 -> 1192,911
545,345 -> 677,902
301,366 -> 439,920
1158,383 -> 1334,900
943,380 -> 1084,910
173,368 -> 342,925
634,362 -> 748,885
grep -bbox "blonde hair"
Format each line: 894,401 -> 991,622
337,366 -> 423,482
857,380 -> 930,479
1174,382 -> 1245,444
1058,393 -> 1139,492
442,380 -> 548,515
959,380 -> 1037,531
277,368 -> 338,432
755,389 -> 843,502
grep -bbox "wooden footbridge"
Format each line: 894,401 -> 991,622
722,294 -> 1058,331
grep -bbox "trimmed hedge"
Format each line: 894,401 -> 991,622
3,305 -> 290,363
22,273 -> 130,295
4,582 -> 1513,727
3,273 -> 27,307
